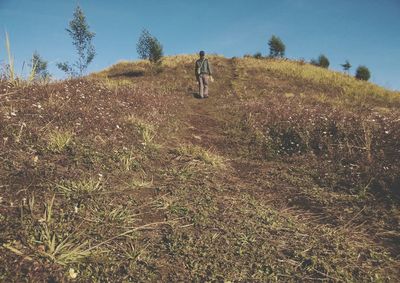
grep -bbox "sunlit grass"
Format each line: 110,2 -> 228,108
92,60 -> 148,79
117,149 -> 141,171
88,203 -> 137,225
126,175 -> 153,189
161,54 -> 224,68
56,177 -> 103,196
240,57 -> 400,105
3,32 -> 38,86
92,54 -> 224,75
125,115 -> 160,150
175,144 -> 225,168
5,31 -> 15,82
47,130 -> 73,153
35,195 -> 92,265
101,78 -> 134,89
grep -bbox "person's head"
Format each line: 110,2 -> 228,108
199,50 -> 205,58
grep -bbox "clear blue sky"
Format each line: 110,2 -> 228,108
1,0 -> 399,90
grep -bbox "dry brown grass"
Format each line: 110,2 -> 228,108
0,55 -> 399,282
239,57 -> 400,106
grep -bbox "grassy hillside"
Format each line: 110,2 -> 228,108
1,55 -> 399,282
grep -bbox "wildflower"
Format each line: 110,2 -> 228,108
69,268 -> 78,279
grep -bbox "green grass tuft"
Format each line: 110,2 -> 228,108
47,130 -> 73,153
175,144 -> 225,168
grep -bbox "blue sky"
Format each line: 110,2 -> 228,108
1,0 -> 399,90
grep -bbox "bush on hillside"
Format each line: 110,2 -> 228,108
355,65 -> 371,81
253,52 -> 263,59
311,54 -> 330,68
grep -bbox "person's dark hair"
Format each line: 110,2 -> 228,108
199,50 -> 205,57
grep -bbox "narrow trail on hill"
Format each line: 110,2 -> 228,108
184,59 -> 236,150
177,58 -> 338,213
180,59 -> 273,196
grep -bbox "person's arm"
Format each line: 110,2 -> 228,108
207,60 -> 212,76
195,61 -> 199,81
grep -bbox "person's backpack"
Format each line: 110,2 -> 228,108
197,59 -> 207,75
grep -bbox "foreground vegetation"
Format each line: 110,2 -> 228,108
0,56 -> 399,281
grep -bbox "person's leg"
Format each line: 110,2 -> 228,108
199,74 -> 204,98
203,75 -> 209,97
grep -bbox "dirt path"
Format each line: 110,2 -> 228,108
183,59 -> 237,150
177,59 -> 278,200
178,59 -> 322,212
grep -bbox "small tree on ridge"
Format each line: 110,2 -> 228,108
268,35 -> 285,58
30,51 -> 50,80
341,60 -> 352,74
136,29 -> 164,64
57,6 -> 96,77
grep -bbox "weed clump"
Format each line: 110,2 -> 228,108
56,177 -> 103,196
47,130 -> 74,153
240,96 -> 400,195
175,144 -> 225,168
125,115 -> 160,151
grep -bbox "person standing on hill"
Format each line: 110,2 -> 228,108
195,51 -> 213,99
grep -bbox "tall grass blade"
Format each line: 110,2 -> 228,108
5,31 -> 15,82
28,54 -> 38,83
